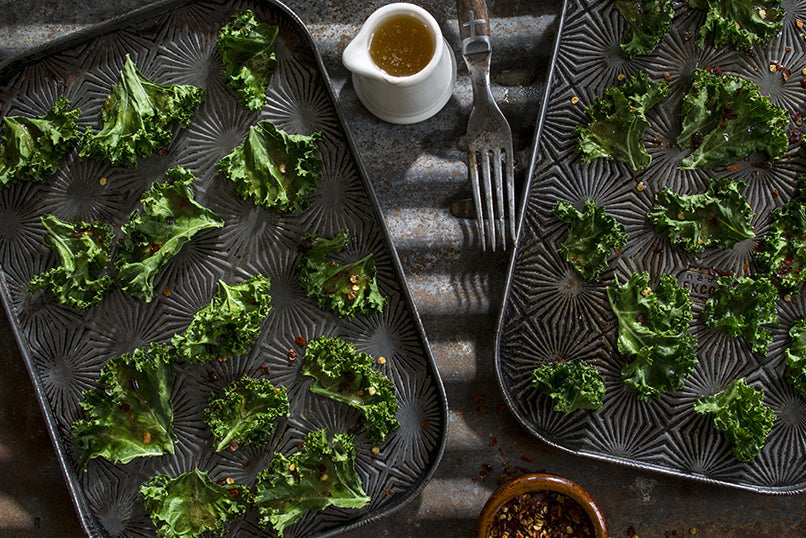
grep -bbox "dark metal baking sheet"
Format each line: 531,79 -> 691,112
0,0 -> 448,535
496,0 -> 806,494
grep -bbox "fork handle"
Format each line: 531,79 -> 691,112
457,0 -> 490,41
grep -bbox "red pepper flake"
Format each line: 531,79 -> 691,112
385,488 -> 394,495
726,163 -> 743,171
489,490 -> 595,537
490,436 -> 498,447
520,454 -> 533,463
162,286 -> 171,297
158,149 -> 170,156
288,348 -> 298,361
772,188 -> 780,197
259,364 -> 271,375
799,19 -> 805,28
229,439 -> 239,451
743,262 -> 750,271
294,336 -> 307,347
227,488 -> 240,498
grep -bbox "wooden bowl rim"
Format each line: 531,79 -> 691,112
474,473 -> 608,538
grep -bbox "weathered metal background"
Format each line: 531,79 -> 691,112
2,0 -> 806,536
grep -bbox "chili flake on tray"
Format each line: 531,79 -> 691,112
486,490 -> 595,538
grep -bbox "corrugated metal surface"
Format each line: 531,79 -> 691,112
2,1 -> 806,536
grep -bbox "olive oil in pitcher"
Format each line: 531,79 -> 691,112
369,14 -> 436,77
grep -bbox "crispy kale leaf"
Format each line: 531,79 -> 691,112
297,231 -> 387,320
575,71 -> 669,170
116,166 -> 224,302
0,97 -> 80,186
756,176 -> 806,293
694,378 -> 776,462
686,0 -> 784,50
607,272 -> 698,400
702,275 -> 778,354
172,275 -> 272,363
204,376 -> 289,452
532,361 -> 605,413
785,319 -> 806,399
218,10 -> 279,110
677,68 -> 788,170
253,429 -> 370,536
29,214 -> 113,310
614,0 -> 675,59
647,177 -> 755,253
555,199 -> 627,281
216,120 -> 323,213
79,54 -> 205,168
71,343 -> 174,468
140,468 -> 249,538
302,336 -> 399,443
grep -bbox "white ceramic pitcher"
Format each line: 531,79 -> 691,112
342,2 -> 456,124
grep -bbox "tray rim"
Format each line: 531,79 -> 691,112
493,0 -> 804,496
0,0 -> 450,534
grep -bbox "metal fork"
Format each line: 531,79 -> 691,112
457,0 -> 516,251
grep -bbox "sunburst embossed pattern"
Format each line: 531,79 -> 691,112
497,0 -> 806,493
0,0 -> 447,535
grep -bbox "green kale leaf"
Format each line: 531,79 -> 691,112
532,361 -> 605,413
71,343 -> 174,468
253,428 -> 370,536
607,272 -> 698,400
0,97 -> 80,186
218,10 -> 279,110
204,376 -> 289,452
301,336 -> 399,443
79,54 -> 205,168
686,0 -> 784,50
785,319 -> 806,399
756,176 -> 806,293
701,275 -> 778,355
554,199 -> 628,281
172,275 -> 272,363
693,378 -> 776,462
614,0 -> 675,59
116,166 -> 224,303
647,177 -> 755,253
677,68 -> 788,170
29,214 -> 113,310
297,230 -> 387,320
140,468 -> 249,538
216,120 -> 323,213
575,71 -> 669,170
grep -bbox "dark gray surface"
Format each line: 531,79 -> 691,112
2,1 -> 806,537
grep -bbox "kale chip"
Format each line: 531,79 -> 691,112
701,275 -> 778,355
694,378 -> 776,462
79,54 -> 205,168
677,68 -> 788,170
614,0 -> 675,58
116,166 -> 224,303
172,275 -> 272,363
647,177 -> 755,253
608,272 -> 698,400
72,343 -> 175,468
785,319 -> 806,400
140,468 -> 249,538
555,199 -> 628,281
253,429 -> 370,536
301,336 -> 399,443
29,214 -> 113,310
204,376 -> 289,452
0,97 -> 80,186
216,120 -> 323,214
686,0 -> 784,50
756,176 -> 806,293
218,10 -> 280,110
297,230 -> 387,320
532,361 -> 605,413
575,71 -> 669,170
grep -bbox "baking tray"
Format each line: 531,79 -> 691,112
496,0 -> 806,494
0,0 -> 448,535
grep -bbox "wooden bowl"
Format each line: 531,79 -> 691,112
475,473 -> 608,538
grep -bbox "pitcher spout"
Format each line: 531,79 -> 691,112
342,30 -> 380,80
